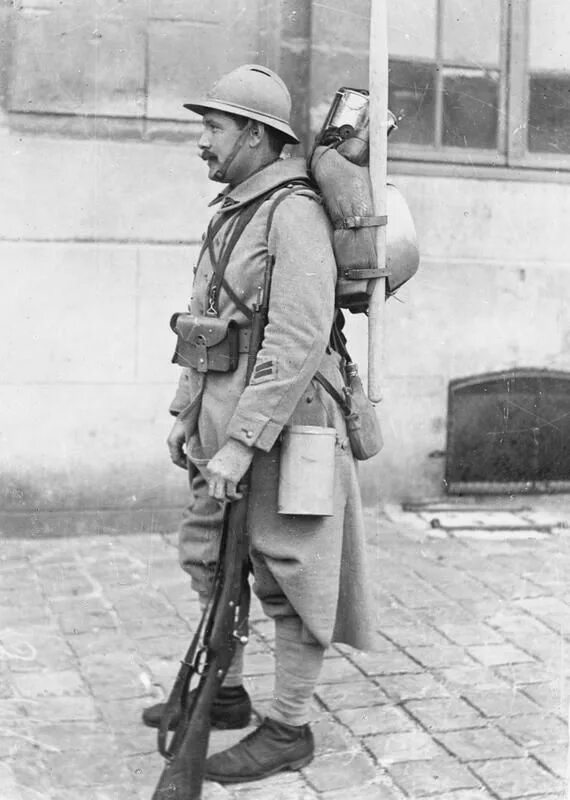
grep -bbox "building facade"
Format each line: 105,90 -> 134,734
1,0 -> 569,520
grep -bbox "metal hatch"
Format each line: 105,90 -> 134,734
445,368 -> 570,494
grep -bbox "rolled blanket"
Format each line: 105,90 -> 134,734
310,145 -> 419,312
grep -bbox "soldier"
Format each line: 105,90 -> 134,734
143,64 -> 375,785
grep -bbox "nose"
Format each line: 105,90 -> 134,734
198,129 -> 211,151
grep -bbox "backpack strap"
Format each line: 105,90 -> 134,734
224,181 -> 317,319
204,178 -> 315,319
206,196 -> 269,318
264,181 -> 318,242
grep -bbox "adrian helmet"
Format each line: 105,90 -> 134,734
183,64 -> 299,144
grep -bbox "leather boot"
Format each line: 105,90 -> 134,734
142,685 -> 251,731
204,716 -> 314,784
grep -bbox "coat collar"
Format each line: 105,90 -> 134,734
208,158 -> 310,213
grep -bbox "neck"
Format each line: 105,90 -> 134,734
229,155 -> 279,189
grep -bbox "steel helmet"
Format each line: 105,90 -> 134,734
183,64 -> 299,144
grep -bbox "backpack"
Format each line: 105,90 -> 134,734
309,144 -> 420,314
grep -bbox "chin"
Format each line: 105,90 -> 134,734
206,163 -> 222,182
210,171 -> 229,184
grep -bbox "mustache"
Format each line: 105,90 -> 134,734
200,150 -> 215,162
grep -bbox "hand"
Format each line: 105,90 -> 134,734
206,439 -> 254,502
167,418 -> 188,469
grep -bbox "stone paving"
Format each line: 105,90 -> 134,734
0,500 -> 569,800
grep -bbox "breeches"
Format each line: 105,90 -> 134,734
178,459 -> 327,725
178,421 -> 373,653
178,455 -> 301,626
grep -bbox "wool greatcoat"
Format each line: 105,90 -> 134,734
170,157 -> 375,651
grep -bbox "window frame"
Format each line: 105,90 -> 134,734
508,0 -> 570,171
388,0 -> 570,173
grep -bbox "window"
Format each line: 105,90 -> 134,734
387,0 -> 570,170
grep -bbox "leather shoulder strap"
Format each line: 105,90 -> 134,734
313,371 -> 352,417
208,178 -> 316,317
264,180 -> 318,241
207,194 -> 270,317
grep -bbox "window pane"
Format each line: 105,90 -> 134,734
442,0 -> 502,67
388,0 -> 437,60
442,68 -> 499,148
528,75 -> 570,154
529,0 -> 570,71
388,60 -> 435,145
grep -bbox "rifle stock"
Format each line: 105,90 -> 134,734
151,488 -> 251,800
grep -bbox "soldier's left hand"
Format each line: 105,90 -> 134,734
206,438 -> 255,502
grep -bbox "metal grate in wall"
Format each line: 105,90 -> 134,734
445,369 -> 570,494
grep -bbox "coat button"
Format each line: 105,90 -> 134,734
244,430 -> 253,439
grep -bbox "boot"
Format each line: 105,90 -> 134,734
204,716 -> 314,784
142,685 -> 251,731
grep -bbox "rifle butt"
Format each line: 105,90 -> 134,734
152,717 -> 210,800
151,659 -> 224,800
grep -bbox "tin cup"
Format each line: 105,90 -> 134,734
278,425 -> 336,516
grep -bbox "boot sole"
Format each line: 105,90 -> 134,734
204,752 -> 314,784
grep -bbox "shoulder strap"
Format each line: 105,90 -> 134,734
207,178 -> 315,318
264,180 -> 317,242
249,180 -> 319,308
243,181 -> 355,419
313,371 -> 352,417
206,195 -> 270,317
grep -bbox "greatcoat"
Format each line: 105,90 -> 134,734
170,157 -> 375,651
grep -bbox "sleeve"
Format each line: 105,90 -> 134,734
168,368 -> 192,416
226,193 -> 337,451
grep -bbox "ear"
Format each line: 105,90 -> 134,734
248,121 -> 265,149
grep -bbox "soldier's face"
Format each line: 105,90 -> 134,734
198,111 -> 248,182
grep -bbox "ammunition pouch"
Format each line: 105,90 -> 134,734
170,313 -> 244,373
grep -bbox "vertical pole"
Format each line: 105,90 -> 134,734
367,0 -> 389,403
0,0 -> 13,134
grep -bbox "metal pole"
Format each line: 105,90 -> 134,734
367,0 -> 389,402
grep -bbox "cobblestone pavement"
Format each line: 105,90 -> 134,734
0,499 -> 569,800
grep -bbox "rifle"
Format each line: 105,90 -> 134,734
151,255 -> 274,800
151,492 -> 250,800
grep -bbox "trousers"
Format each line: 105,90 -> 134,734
178,467 -> 326,725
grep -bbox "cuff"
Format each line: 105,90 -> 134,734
226,410 -> 284,452
169,369 -> 192,416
